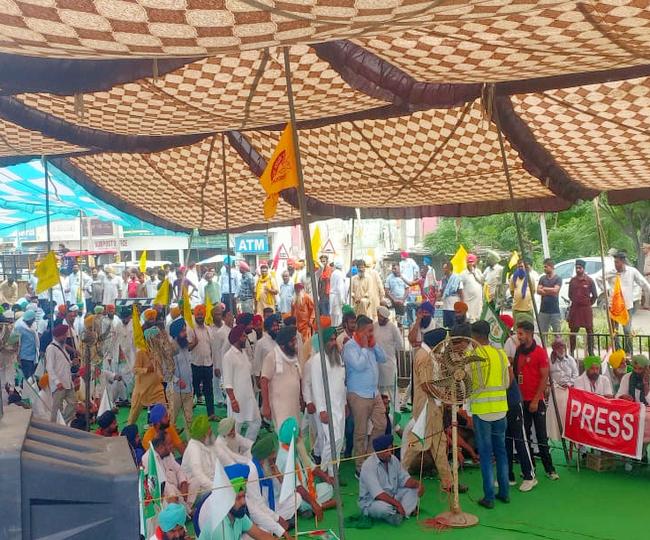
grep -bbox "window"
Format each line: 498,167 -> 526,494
584,261 -> 602,275
554,262 -> 574,280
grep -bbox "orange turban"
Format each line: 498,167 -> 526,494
144,308 -> 158,322
319,315 -> 332,329
453,301 -> 468,313
194,304 -> 206,317
84,315 -> 95,328
170,306 -> 181,318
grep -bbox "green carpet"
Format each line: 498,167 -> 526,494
114,404 -> 648,540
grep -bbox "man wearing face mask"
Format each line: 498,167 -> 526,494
151,502 -> 188,540
198,464 -> 276,540
407,301 -> 436,348
168,318 -> 194,432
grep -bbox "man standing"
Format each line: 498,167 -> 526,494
89,267 -> 104,313
220,258 -> 241,314
223,324 -> 261,441
291,283 -> 315,343
574,356 -> 613,396
511,259 -> 536,324
102,268 -> 122,306
440,262 -> 463,328
316,254 -> 332,316
187,305 -> 217,421
537,258 -> 562,340
255,263 -> 277,315
514,320 -> 559,480
567,259 -> 598,357
14,311 -> 39,381
470,321 -> 511,509
277,271 -> 294,315
385,263 -> 408,325
68,264 -> 91,308
0,276 -> 18,305
598,252 -> 650,352
127,328 -> 166,425
343,315 -> 387,474
254,314 -> 280,381
329,261 -> 346,327
47,324 -> 75,423
261,325 -> 302,432
460,254 -> 484,322
113,306 -> 136,397
239,261 -> 256,314
358,434 -> 423,526
199,269 -> 220,307
351,260 -> 384,320
483,253 -> 504,308
374,306 -> 403,407
168,318 -> 194,432
210,304 -> 229,408
407,301 -> 436,349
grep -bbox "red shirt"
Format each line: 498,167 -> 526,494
516,344 -> 549,402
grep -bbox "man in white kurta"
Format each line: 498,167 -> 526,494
46,325 -> 75,423
460,253 -> 484,321
351,261 -> 385,320
100,305 -> 127,403
181,415 -> 216,504
373,306 -> 403,407
113,309 -> 136,393
213,417 -> 253,466
329,262 -> 346,327
209,305 -> 228,407
310,327 -> 347,476
222,324 -> 261,441
574,356 -> 613,396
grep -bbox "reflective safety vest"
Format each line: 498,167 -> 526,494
470,345 -> 509,415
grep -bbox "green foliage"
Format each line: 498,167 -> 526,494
423,200 -> 645,269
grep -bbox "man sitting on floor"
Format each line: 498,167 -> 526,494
142,403 -> 186,456
213,417 -> 253,466
359,434 -> 424,526
150,502 -> 188,540
616,355 -> 650,403
95,410 -> 119,437
574,356 -> 613,397
181,415 -> 216,504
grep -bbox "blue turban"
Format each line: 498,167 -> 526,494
423,256 -> 432,265
264,313 -> 281,331
423,328 -> 447,348
419,301 -> 435,315
22,311 -> 35,322
158,503 -> 186,532
372,434 -> 393,452
169,318 -> 186,339
278,416 -> 299,444
225,463 -> 250,492
149,403 -> 167,425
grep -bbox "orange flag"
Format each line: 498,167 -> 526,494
609,275 -> 629,326
259,123 -> 299,219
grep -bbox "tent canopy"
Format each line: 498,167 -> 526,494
0,1 -> 648,233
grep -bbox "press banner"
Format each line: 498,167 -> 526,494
563,387 -> 646,459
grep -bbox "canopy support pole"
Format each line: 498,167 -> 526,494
221,134 -> 234,313
494,113 -> 570,465
283,46 -> 346,540
592,198 -> 617,348
42,157 -> 55,332
348,217 -> 355,305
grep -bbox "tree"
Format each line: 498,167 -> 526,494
600,197 -> 650,272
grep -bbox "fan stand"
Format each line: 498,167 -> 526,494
433,378 -> 479,528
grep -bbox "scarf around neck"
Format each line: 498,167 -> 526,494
629,371 -> 648,405
274,344 -> 298,374
512,268 -> 528,298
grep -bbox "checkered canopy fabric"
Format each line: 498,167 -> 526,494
0,1 -> 648,232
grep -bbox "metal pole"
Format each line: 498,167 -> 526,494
347,217 -> 355,305
593,198 -> 616,343
494,112 -> 570,464
221,135 -> 234,314
283,46 -> 345,540
540,213 -> 550,259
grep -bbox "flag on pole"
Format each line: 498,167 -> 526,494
144,448 -> 166,520
34,251 -> 60,293
450,245 -> 468,274
411,401 -> 428,445
153,278 -> 170,306
139,250 -> 147,274
310,224 -> 322,266
480,302 -> 509,346
259,123 -> 299,220
182,286 -> 195,329
56,409 -> 66,426
138,468 -> 147,537
205,292 -> 214,326
132,304 -> 147,351
609,275 -> 629,326
508,251 -> 519,269
203,457 -> 236,535
279,435 -> 296,504
97,386 -> 113,417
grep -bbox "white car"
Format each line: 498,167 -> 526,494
555,256 -> 642,310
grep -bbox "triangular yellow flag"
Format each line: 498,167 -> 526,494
450,245 -> 468,274
34,251 -> 60,294
153,278 -> 170,306
609,275 -> 630,326
205,295 -> 214,326
182,286 -> 195,329
260,123 -> 299,195
139,250 -> 147,274
132,304 -> 147,351
310,224 -> 322,266
508,251 -> 519,269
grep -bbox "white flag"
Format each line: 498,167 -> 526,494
56,409 -> 67,426
411,401 -> 428,444
279,435 -> 296,504
204,458 -> 236,534
98,386 -> 113,417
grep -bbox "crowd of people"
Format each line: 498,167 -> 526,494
1,246 -> 649,539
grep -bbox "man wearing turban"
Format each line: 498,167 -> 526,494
223,324 -> 261,442
261,325 -> 302,432
46,323 -> 76,423
460,253 -> 484,322
255,263 -> 278,316
358,434 -> 423,526
351,259 -> 385,321
167,318 -> 194,433
180,415 -> 216,503
112,305 -> 136,399
575,356 -> 613,397
482,252 -> 503,309
213,416 -> 253,467
95,410 -> 118,437
291,283 -> 315,343
152,502 -> 187,540
187,304 -> 217,421
616,355 -> 650,404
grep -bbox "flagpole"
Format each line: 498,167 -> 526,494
42,157 -> 55,337
282,46 -> 346,540
348,217 -> 355,305
221,134 -> 235,314
593,198 -> 616,346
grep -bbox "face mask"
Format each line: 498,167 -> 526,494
420,316 -> 432,328
177,336 -> 189,348
231,505 -> 248,519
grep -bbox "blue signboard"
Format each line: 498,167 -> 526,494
234,234 -> 269,254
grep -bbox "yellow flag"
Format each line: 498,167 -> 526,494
508,251 -> 519,269
310,224 -> 322,266
182,286 -> 195,329
132,304 -> 147,351
263,193 -> 279,220
34,250 -> 60,294
139,250 -> 147,274
450,245 -> 468,274
609,275 -> 630,326
153,278 -> 170,306
205,294 -> 214,326
260,123 -> 299,195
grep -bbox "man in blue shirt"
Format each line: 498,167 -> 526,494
385,264 -> 408,324
15,310 -> 39,382
343,314 -> 387,475
220,258 -> 241,314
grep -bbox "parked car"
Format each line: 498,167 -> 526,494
555,256 -> 642,312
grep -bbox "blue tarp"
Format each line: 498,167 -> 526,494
0,160 -> 179,237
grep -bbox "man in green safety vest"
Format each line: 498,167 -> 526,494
469,320 -> 513,509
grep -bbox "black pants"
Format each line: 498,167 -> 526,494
506,402 -> 534,481
522,400 -> 555,475
191,364 -> 214,416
